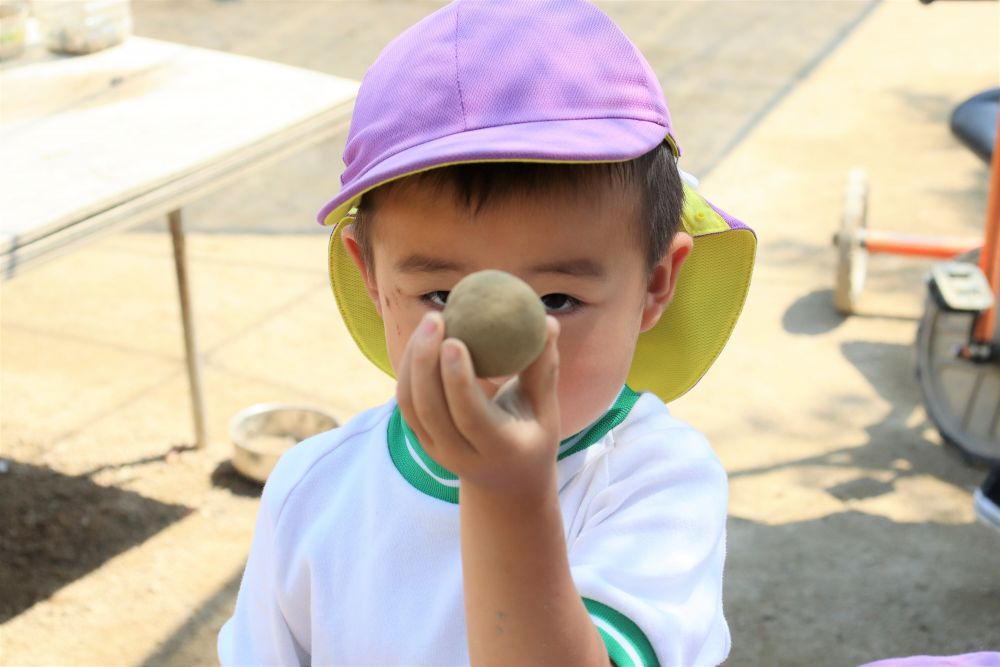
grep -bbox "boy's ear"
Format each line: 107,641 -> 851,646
639,231 -> 694,333
341,223 -> 383,316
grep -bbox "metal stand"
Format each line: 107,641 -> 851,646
916,250 -> 1000,465
167,209 -> 208,449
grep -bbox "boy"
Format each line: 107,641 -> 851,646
218,1 -> 756,665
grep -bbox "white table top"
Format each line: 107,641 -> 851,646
0,33 -> 358,264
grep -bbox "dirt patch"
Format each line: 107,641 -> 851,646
0,459 -> 194,622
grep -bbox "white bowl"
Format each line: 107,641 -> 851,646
230,404 -> 338,483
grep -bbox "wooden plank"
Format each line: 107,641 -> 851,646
0,36 -> 358,256
1,96 -> 353,277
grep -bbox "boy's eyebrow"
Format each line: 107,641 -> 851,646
395,254 -> 466,274
529,258 -> 605,278
394,254 -> 605,278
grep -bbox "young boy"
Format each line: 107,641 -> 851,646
218,1 -> 756,665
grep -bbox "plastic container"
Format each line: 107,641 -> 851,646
33,0 -> 131,55
0,1 -> 28,61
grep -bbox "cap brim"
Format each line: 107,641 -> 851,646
630,184 -> 756,402
318,117 -> 675,225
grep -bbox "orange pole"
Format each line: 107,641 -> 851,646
972,111 -> 1000,345
863,230 -> 979,258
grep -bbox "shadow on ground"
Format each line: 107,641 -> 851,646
722,302 -> 998,665
0,461 -> 192,622
210,460 -> 264,499
726,513 -> 998,667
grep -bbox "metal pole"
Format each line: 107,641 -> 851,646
972,112 -> 1000,344
168,209 -> 208,449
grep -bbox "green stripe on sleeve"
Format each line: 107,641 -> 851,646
583,597 -> 660,667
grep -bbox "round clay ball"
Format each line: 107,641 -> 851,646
442,270 -> 547,378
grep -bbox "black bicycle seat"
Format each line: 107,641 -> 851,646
949,87 -> 999,165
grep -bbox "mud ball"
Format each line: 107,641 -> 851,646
442,270 -> 547,378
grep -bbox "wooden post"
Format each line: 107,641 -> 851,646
168,209 -> 208,449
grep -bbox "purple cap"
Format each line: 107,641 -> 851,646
317,0 -> 680,225
321,0 -> 758,404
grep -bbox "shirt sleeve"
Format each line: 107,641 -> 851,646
569,427 -> 730,667
218,472 -> 309,666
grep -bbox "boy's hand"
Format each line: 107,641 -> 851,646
396,311 -> 561,503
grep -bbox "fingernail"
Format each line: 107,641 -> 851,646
418,314 -> 437,338
442,342 -> 460,365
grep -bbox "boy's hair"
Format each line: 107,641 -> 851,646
351,143 -> 683,277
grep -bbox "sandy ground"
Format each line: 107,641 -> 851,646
1,1 -> 999,666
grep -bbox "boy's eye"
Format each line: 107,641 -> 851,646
422,291 -> 450,309
424,290 -> 578,314
540,293 -> 580,314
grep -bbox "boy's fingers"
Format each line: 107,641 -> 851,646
396,318 -> 433,448
409,313 -> 471,454
440,338 -> 499,453
518,316 -> 560,425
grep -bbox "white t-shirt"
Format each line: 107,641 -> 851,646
218,387 -> 730,666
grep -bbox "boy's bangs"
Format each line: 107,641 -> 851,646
355,145 -> 682,273
364,159 -> 639,216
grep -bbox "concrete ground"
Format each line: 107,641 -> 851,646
128,0 -> 883,234
1,1 -> 998,666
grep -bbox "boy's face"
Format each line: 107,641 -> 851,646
343,177 -> 692,439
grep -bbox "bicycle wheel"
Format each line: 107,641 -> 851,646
915,249 -> 1000,465
834,169 -> 869,315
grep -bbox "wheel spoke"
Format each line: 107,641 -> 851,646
961,368 -> 986,431
990,392 -> 1000,438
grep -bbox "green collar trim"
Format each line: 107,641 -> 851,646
387,386 -> 641,504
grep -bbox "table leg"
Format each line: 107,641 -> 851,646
168,209 -> 208,449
